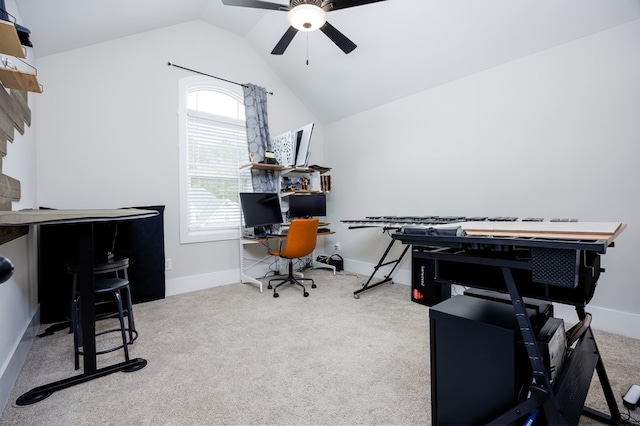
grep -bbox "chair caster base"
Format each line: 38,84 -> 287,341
304,291 -> 309,297
267,284 -> 272,289
311,284 -> 316,288
273,292 -> 279,298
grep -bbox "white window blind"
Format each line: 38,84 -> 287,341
186,110 -> 250,234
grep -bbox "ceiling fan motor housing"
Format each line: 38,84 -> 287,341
291,0 -> 323,8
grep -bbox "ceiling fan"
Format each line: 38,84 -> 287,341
221,0 -> 387,55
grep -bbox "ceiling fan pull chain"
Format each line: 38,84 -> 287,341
306,32 -> 310,66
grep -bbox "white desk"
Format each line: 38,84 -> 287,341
240,229 -> 336,292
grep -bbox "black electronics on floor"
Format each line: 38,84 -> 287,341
429,295 -> 548,425
38,205 -> 166,324
463,287 -> 554,331
411,254 -> 450,306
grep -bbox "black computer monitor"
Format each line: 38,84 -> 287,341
288,193 -> 326,218
239,192 -> 283,235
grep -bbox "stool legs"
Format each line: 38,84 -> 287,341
122,286 -> 137,343
72,295 -> 81,370
72,288 -> 134,370
113,290 -> 131,363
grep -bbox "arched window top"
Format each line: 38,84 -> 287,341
186,79 -> 245,120
178,75 -> 249,243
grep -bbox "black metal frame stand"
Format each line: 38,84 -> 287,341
352,227 -> 409,299
402,237 -> 624,425
496,266 -> 621,425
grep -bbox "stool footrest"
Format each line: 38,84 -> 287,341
77,329 -> 138,356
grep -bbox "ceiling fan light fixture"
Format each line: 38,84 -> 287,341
288,4 -> 326,32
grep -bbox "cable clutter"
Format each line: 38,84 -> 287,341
315,254 -> 343,271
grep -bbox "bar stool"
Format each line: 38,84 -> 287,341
68,258 -> 137,370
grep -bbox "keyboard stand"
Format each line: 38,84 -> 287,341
353,227 -> 410,299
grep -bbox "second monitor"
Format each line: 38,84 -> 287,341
288,193 -> 326,218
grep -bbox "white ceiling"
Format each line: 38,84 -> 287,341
15,0 -> 640,124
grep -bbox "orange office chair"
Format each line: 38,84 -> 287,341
268,218 -> 319,298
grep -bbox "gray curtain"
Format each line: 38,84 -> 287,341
243,83 -> 275,192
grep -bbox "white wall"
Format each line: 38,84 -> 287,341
0,0 -> 40,410
324,19 -> 640,338
34,20 -> 322,295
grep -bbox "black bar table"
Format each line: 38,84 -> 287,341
0,209 -> 157,405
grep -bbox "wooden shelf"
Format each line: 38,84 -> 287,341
241,162 -> 285,171
282,221 -> 330,227
0,66 -> 42,93
280,190 -> 321,196
242,163 -> 331,176
0,20 -> 25,59
281,167 -> 316,175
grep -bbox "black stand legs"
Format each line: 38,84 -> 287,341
488,267 -> 624,425
353,233 -> 409,299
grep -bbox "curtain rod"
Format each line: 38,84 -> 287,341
167,62 -> 273,95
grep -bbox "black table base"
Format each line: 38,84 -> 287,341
16,358 -> 147,406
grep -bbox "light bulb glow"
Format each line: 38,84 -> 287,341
288,4 -> 326,32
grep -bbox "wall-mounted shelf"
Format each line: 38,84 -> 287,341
240,162 -> 285,171
280,190 -> 321,196
0,20 -> 25,58
0,67 -> 42,93
0,20 -> 42,93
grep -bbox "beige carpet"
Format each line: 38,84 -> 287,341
2,269 -> 640,425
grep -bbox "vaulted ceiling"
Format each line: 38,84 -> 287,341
15,0 -> 640,123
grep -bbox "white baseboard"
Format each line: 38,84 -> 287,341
553,304 -> 640,340
165,269 -> 241,297
345,258 -> 411,286
342,257 -> 640,340
0,308 -> 40,413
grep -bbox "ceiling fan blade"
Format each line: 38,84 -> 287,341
322,0 -> 386,11
221,0 -> 288,11
271,26 -> 299,55
319,21 -> 357,54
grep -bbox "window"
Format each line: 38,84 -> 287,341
179,76 -> 251,243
